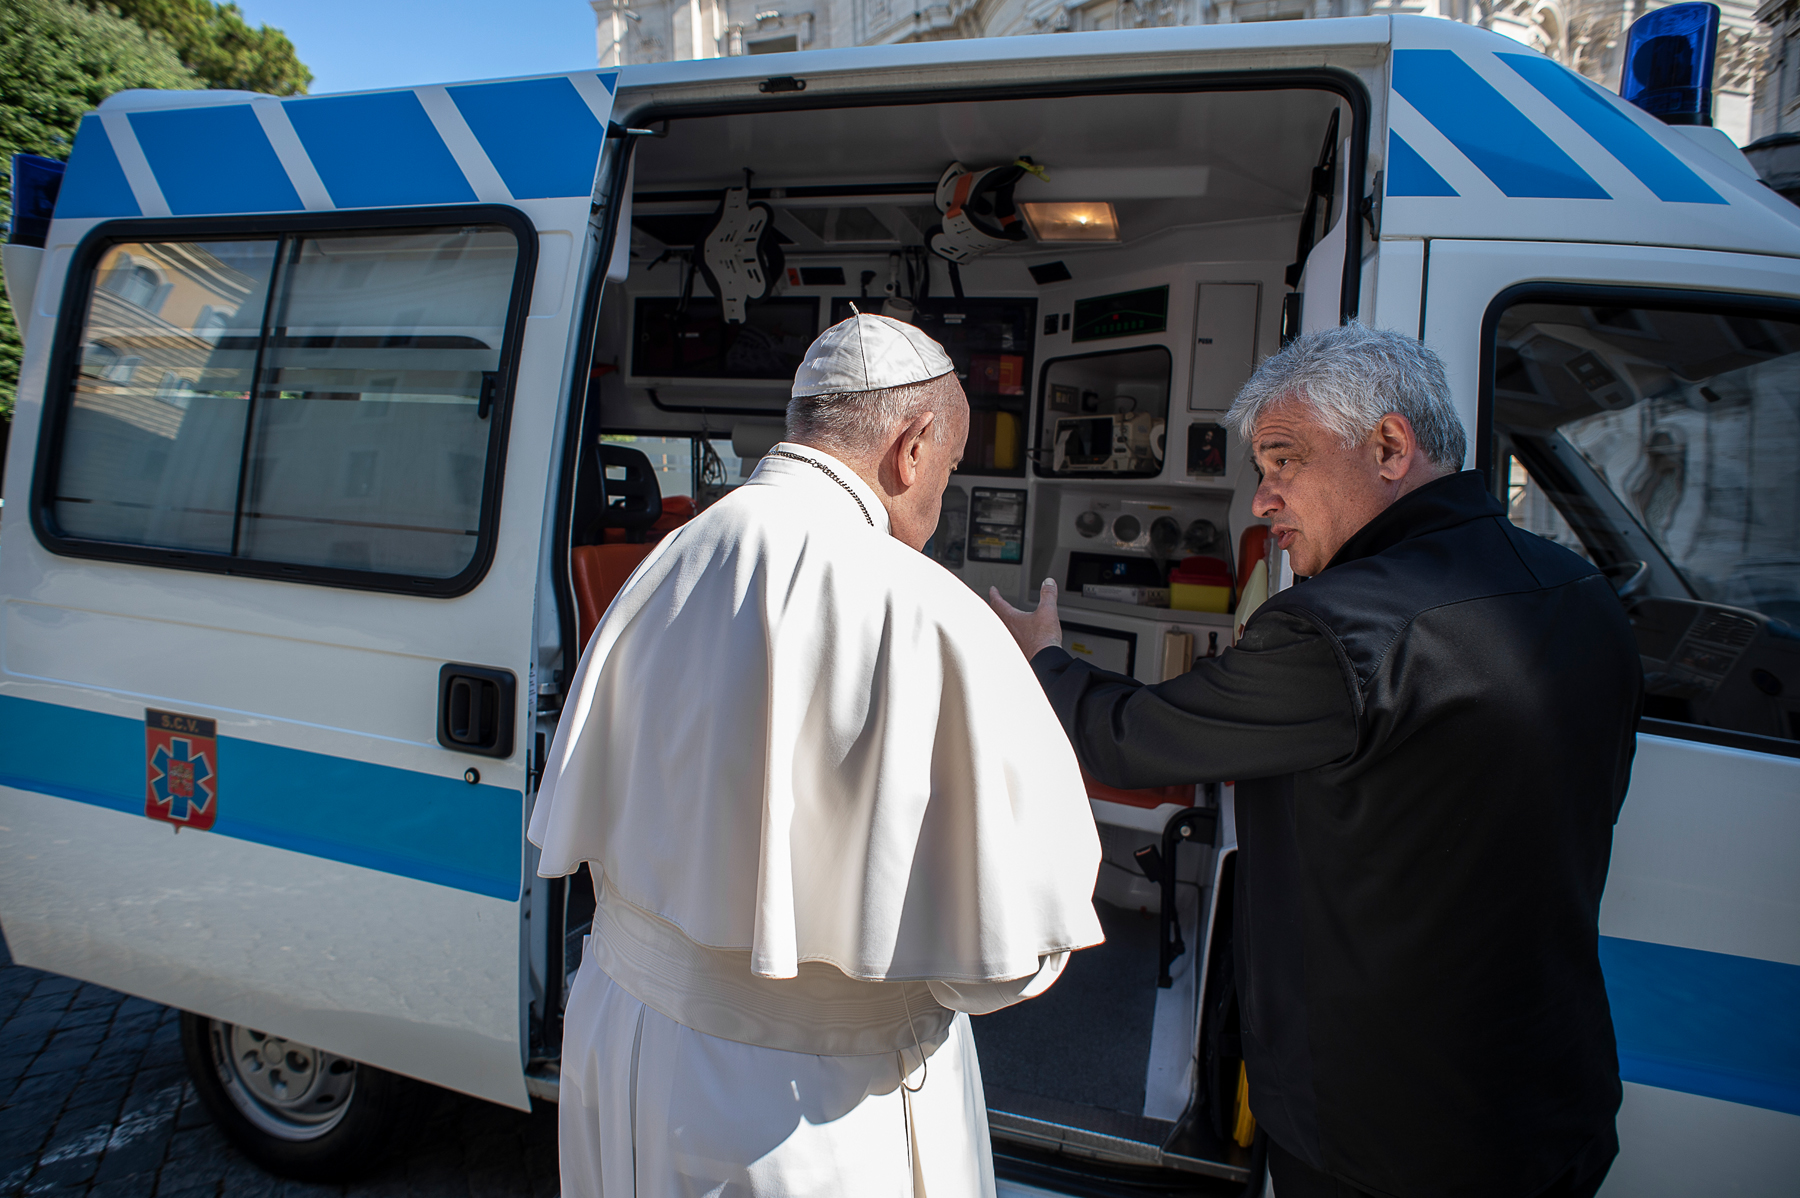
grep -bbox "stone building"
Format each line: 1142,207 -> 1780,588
592,0 -> 1762,142
1746,0 -> 1800,196
1751,0 -> 1800,133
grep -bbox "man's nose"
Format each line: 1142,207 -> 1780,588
1252,479 -> 1281,519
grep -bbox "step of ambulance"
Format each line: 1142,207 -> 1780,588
986,1087 -> 1251,1183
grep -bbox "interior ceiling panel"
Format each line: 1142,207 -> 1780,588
633,89 -> 1341,230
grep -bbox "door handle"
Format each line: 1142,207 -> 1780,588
437,664 -> 516,758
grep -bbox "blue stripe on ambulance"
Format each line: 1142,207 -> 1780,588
0,696 -> 521,901
1393,48 -> 1610,199
1600,936 -> 1800,1118
286,91 -> 478,209
130,104 -> 305,215
447,77 -> 611,201
1387,131 -> 1458,198
50,72 -> 619,220
55,115 -> 141,219
1495,53 -> 1725,205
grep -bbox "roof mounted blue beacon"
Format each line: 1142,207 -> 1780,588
1620,2 -> 1721,126
7,153 -> 66,249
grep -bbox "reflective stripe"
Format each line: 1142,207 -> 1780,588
50,72 -> 617,222
56,115 -> 141,219
1393,49 -> 1610,200
128,105 -> 305,215
0,695 -> 521,901
1601,935 -> 1800,1116
1496,54 -> 1726,205
1386,130 -> 1458,198
285,90 -> 479,210
447,77 -> 609,201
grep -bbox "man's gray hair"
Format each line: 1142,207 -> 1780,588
1225,322 -> 1466,468
786,372 -> 959,452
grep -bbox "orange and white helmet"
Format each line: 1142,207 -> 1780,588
927,159 -> 1040,263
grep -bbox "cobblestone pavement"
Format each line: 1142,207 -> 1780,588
0,934 -> 559,1198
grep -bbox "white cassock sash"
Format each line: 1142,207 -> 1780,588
529,445 -> 1103,987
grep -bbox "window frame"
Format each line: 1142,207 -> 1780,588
32,205 -> 539,598
1031,342 -> 1176,480
1477,281 -> 1800,478
1479,282 -> 1800,587
1479,282 -> 1800,760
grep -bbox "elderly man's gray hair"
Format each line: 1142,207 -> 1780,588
1225,322 -> 1466,468
787,373 -> 958,452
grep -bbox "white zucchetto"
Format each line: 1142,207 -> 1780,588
791,311 -> 956,398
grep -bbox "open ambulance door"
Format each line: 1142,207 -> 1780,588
0,72 -> 622,1128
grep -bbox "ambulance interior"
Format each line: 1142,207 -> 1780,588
557,84 -> 1355,1177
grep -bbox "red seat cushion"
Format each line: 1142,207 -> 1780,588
654,494 -> 697,532
572,543 -> 656,651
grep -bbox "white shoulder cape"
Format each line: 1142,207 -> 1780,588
529,446 -> 1103,984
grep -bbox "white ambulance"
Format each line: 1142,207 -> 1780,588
1,6 -> 1794,1193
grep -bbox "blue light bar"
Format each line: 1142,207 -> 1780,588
7,153 -> 66,248
1620,2 -> 1721,127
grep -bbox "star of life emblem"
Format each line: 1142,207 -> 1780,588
146,709 -> 218,831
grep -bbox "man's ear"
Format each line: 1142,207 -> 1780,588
893,409 -> 937,489
1373,412 -> 1418,481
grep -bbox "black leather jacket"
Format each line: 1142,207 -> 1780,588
1033,471 -> 1642,1198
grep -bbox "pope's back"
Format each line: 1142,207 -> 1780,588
528,314 -> 1105,1198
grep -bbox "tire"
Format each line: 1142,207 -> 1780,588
179,1012 -> 419,1181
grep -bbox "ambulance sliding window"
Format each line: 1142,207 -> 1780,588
48,225 -> 521,586
1489,293 -> 1800,749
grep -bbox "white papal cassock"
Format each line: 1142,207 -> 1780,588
528,444 -> 1104,1197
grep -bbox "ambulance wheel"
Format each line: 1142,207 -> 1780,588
180,1012 -> 418,1181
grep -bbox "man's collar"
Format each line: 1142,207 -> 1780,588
1324,470 -> 1503,570
751,442 -> 892,535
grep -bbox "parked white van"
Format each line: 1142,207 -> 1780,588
2,8 -> 1795,1193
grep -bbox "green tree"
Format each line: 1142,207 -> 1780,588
102,1 -> 311,96
1,0 -> 200,421
0,0 -> 309,423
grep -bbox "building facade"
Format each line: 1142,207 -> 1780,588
593,0 -> 1763,144
1752,0 -> 1800,134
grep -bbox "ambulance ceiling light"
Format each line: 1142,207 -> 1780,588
1021,202 -> 1119,242
1619,1 -> 1720,127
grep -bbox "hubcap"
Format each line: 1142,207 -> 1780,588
208,1021 -> 357,1141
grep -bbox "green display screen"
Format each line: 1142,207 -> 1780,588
1072,285 -> 1169,343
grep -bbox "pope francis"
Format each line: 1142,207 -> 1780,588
528,312 -> 1105,1197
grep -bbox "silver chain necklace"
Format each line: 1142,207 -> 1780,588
768,449 -> 875,527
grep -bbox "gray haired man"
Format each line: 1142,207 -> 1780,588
992,323 -> 1643,1198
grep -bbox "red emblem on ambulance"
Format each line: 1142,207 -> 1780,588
146,709 -> 218,831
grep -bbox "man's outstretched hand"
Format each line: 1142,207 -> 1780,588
989,578 -> 1063,662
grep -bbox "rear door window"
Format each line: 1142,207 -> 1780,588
1489,293 -> 1800,748
40,215 -> 531,594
